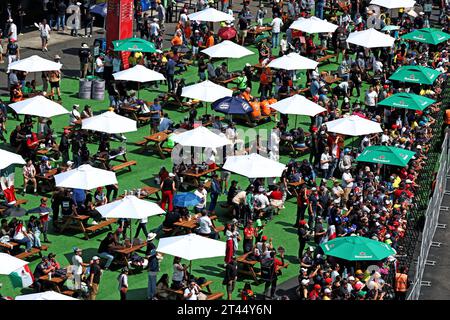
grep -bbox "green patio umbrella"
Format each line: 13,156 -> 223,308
320,236 -> 396,261
113,37 -> 157,53
356,145 -> 416,167
401,28 -> 450,45
378,93 -> 436,111
389,65 -> 442,85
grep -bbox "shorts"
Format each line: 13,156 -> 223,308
41,36 -> 48,41
50,81 -> 60,88
239,30 -> 248,38
227,281 -> 235,294
151,119 -> 160,127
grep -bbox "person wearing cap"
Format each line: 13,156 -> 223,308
26,197 -> 52,243
71,247 -> 88,289
33,255 -> 55,292
118,267 -> 129,300
88,255 -> 103,300
48,252 -> 60,270
78,43 -> 91,78
6,37 -> 20,69
160,172 -> 176,212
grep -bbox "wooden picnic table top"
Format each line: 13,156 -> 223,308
173,215 -> 218,230
39,274 -> 67,284
248,26 -> 272,34
121,105 -> 139,113
179,167 -> 219,179
323,75 -> 342,85
38,168 -> 58,179
216,76 -> 239,85
236,252 -> 259,266
288,180 -> 304,187
118,186 -> 161,200
144,132 -> 169,143
113,241 -> 147,255
66,214 -> 90,221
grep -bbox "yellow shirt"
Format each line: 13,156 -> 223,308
393,176 -> 401,189
323,296 -> 331,300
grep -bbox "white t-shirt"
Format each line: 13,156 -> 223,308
172,263 -> 184,282
39,24 -> 51,38
194,189 -> 207,209
9,23 -> 17,41
184,287 -> 199,300
70,109 -> 81,124
95,57 -> 104,73
342,172 -> 354,188
197,216 -> 212,234
72,255 -> 84,275
365,91 -> 378,106
320,153 -> 331,170
254,193 -> 270,209
271,17 -> 283,33
13,226 -> 26,240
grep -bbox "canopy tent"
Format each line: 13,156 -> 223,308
346,28 -> 395,48
181,80 -> 233,103
223,153 -> 286,178
356,145 -> 416,167
369,0 -> 416,9
89,2 -> 107,17
388,65 -> 442,85
157,233 -> 226,273
15,291 -> 78,300
54,164 -> 118,190
81,111 -> 137,134
211,96 -> 253,115
0,253 -> 28,275
324,115 -> 383,136
267,52 -> 319,70
187,7 -> 235,22
289,16 -> 338,34
320,236 -> 397,261
112,37 -> 157,53
9,95 -> 69,118
0,149 -> 26,170
173,192 -> 202,208
8,55 -> 62,73
401,28 -> 450,45
201,40 -> 254,59
377,92 -> 436,111
172,126 -> 231,148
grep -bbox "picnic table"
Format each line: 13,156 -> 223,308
215,75 -> 239,88
39,273 -> 67,293
247,26 -> 272,43
112,241 -> 147,268
118,186 -> 161,201
141,131 -> 172,159
59,214 -> 117,240
323,75 -> 342,85
179,167 -> 220,188
173,215 -> 219,234
236,252 -> 289,282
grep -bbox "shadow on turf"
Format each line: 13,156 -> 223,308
195,265 -> 223,278
126,287 -> 148,300
275,220 -> 297,234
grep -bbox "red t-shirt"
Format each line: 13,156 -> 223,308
244,227 -> 255,239
270,190 -> 283,200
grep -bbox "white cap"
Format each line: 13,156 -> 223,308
348,276 -> 355,281
324,288 -> 331,294
92,256 -> 100,260
169,172 -> 175,177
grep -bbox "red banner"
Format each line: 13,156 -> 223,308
106,0 -> 134,54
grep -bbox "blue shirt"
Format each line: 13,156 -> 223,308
310,79 -> 320,96
159,117 -> 173,131
72,189 -> 86,204
150,103 -> 162,119
166,59 -> 176,75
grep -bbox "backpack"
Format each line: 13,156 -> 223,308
260,257 -> 275,282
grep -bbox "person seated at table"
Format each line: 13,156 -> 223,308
10,83 -> 24,103
215,62 -> 230,82
156,274 -> 171,300
94,187 -> 108,207
60,189 -> 78,218
195,210 -> 219,240
39,156 -> 52,175
98,232 -> 121,270
159,113 -> 174,132
1,218 -> 10,237
81,105 -> 94,119
22,81 -> 35,96
48,252 -> 61,271
12,219 -> 33,252
241,87 -> 253,102
33,255 -> 55,292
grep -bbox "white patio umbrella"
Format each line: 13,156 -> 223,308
15,291 -> 78,300
223,153 -> 286,178
54,164 -> 118,190
0,149 -> 26,170
98,195 -> 165,219
188,7 -> 235,22
9,95 -> 69,118
157,233 -> 226,273
201,40 -> 254,59
172,126 -> 231,148
289,16 -> 338,34
267,52 -> 319,70
113,65 -> 165,98
370,0 -> 416,9
346,28 -> 395,48
324,115 -> 383,136
97,195 -> 165,239
0,253 -> 28,275
81,111 -> 137,134
181,80 -> 233,103
8,55 -> 62,73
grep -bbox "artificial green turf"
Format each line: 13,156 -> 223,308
0,42 -> 368,300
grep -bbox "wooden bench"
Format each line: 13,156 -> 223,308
137,116 -> 151,127
135,140 -> 147,146
317,54 -> 337,65
112,160 -> 137,173
206,292 -> 224,300
163,280 -> 215,299
85,219 -> 118,239
15,245 -> 49,260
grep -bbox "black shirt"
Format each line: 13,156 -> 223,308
90,263 -> 102,284
79,48 -> 91,64
61,196 -> 75,216
57,2 -> 67,15
239,17 -> 248,31
98,236 -> 114,254
225,261 -> 238,281
163,211 -> 181,228
33,262 -> 48,278
59,135 -> 70,152
145,242 -> 156,256
7,42 -> 18,55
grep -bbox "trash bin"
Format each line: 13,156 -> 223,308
91,79 -> 105,101
78,78 -> 92,99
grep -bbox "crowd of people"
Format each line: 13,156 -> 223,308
1,0 -> 450,301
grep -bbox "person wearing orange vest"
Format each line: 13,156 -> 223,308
250,100 -> 261,120
394,266 -> 409,300
241,88 -> 253,102
445,109 -> 450,126
260,100 -> 272,116
259,66 -> 273,100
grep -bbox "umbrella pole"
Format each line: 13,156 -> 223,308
295,115 -> 298,128
189,260 -> 192,278
138,83 -> 140,99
